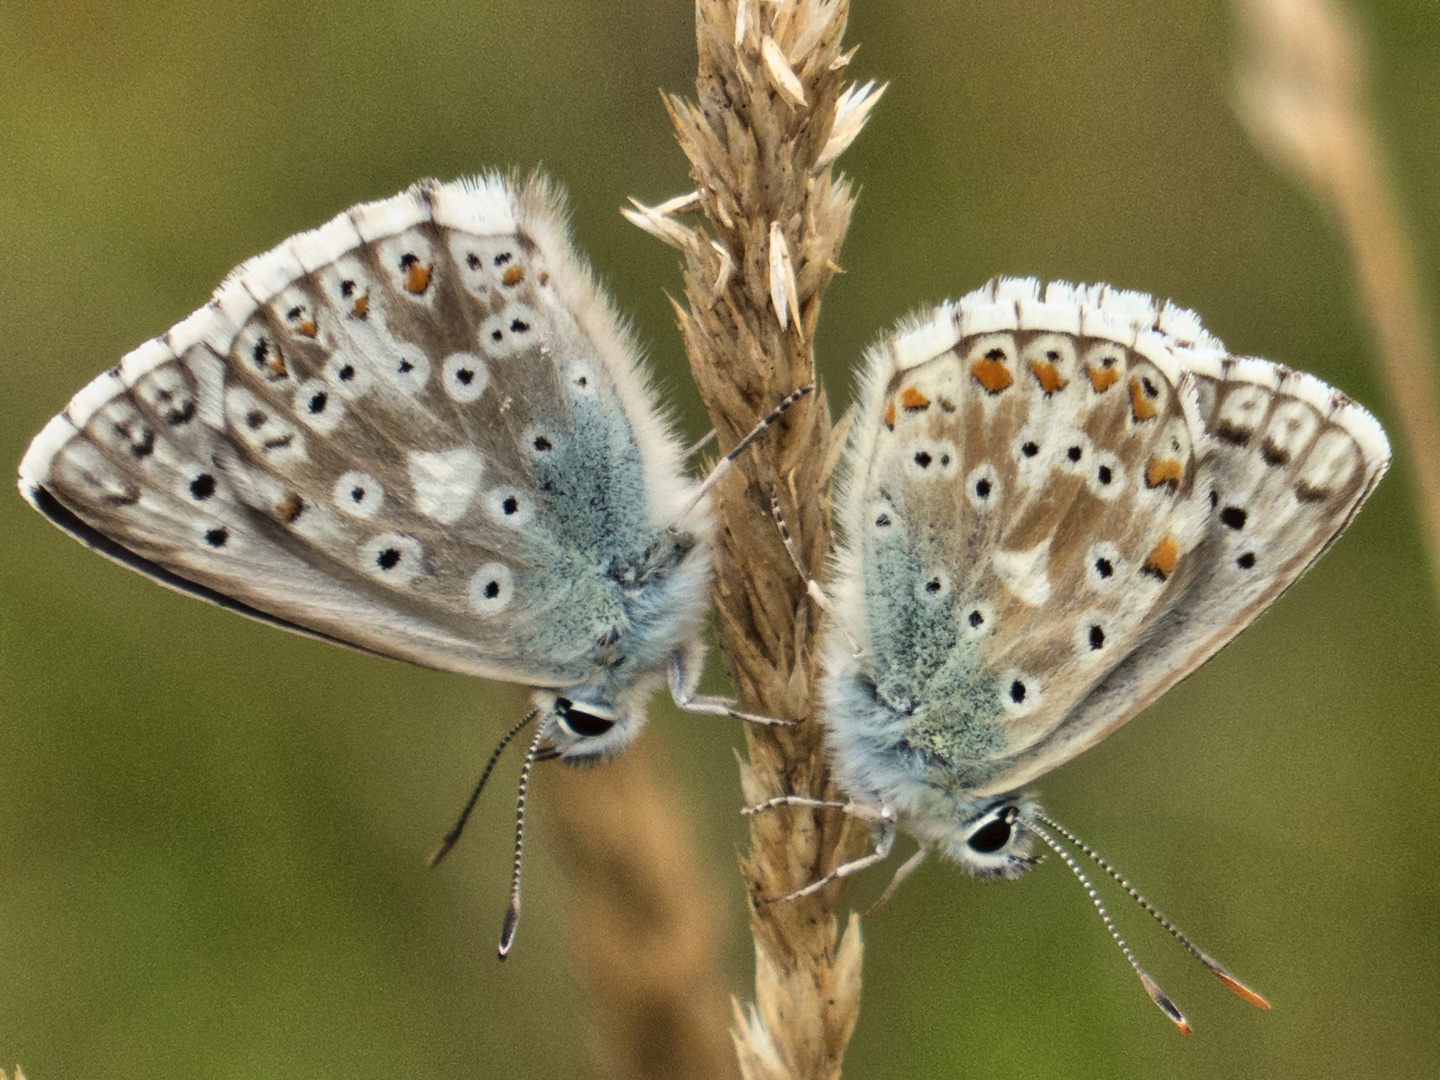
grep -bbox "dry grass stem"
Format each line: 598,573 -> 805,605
1235,0 -> 1440,581
628,2 -> 883,1076
548,735 -> 739,1080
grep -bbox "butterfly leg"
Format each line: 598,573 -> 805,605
773,815 -> 898,903
683,427 -> 717,460
767,487 -> 863,657
741,793 -> 887,820
670,382 -> 815,527
741,794 -> 898,901
666,649 -> 799,727
865,845 -> 930,915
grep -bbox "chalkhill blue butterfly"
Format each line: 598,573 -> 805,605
757,276 -> 1390,1031
18,174 -> 806,956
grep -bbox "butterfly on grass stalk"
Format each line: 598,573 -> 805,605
758,276 -> 1389,1031
18,174 -> 809,957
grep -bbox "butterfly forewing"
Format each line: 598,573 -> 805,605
992,349 -> 1390,792
20,177 -> 696,689
831,277 -> 1388,798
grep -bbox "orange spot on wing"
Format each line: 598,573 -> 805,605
900,387 -> 930,411
258,342 -> 287,379
351,295 -> 369,319
297,319 -> 318,337
1129,376 -> 1159,420
1086,365 -> 1121,392
1143,534 -> 1179,580
883,400 -> 897,430
970,354 -> 1013,394
276,492 -> 304,523
404,262 -> 432,294
501,265 -> 525,286
1145,457 -> 1184,490
1028,360 -> 1068,394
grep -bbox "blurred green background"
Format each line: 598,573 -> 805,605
1,1 -> 1436,1077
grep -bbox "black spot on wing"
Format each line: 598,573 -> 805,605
26,485 -> 386,659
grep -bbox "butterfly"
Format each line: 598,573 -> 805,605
17,174 -> 806,956
757,275 -> 1390,1031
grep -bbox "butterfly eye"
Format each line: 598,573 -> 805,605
525,427 -> 558,454
469,562 -> 515,614
385,352 -> 430,395
387,238 -> 434,296
554,697 -> 616,737
966,808 -> 1016,854
324,354 -> 374,399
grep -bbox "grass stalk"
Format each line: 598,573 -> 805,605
628,2 -> 885,1076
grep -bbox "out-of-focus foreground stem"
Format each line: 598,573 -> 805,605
549,734 -> 740,1080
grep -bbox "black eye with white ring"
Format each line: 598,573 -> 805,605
967,806 -> 1017,854
555,697 -> 616,737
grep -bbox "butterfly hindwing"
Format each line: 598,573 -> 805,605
21,176 -> 697,689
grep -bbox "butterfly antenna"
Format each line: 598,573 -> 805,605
1037,812 -> 1271,1011
1025,818 -> 1193,1035
498,720 -> 548,960
428,709 -> 539,868
673,383 -> 815,526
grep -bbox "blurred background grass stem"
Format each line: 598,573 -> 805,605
1236,0 -> 1440,590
